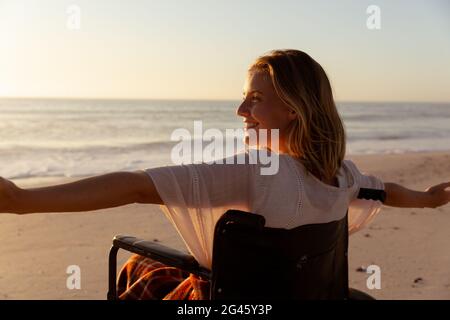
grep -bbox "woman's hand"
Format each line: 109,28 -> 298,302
425,182 -> 450,209
0,177 -> 21,213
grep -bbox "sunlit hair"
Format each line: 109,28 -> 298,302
249,49 -> 346,182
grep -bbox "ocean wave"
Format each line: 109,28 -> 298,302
0,140 -> 176,153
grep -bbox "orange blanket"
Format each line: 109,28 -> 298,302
117,254 -> 210,300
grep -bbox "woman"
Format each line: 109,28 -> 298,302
1,50 -> 449,300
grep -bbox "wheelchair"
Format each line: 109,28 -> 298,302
107,188 -> 385,300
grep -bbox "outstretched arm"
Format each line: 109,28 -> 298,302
384,182 -> 450,209
0,171 -> 162,214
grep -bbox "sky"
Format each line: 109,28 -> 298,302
0,0 -> 449,102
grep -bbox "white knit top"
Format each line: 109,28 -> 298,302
145,150 -> 384,269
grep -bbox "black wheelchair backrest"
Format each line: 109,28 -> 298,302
210,188 -> 386,300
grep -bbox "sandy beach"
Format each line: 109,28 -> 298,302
0,151 -> 449,300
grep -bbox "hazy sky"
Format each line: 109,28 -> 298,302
0,0 -> 449,102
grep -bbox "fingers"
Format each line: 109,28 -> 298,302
426,182 -> 450,192
437,182 -> 450,190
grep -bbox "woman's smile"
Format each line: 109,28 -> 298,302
244,120 -> 259,130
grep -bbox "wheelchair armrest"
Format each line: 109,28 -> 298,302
112,235 -> 209,276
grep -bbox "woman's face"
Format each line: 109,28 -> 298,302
236,71 -> 296,153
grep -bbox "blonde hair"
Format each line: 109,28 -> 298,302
249,49 -> 346,182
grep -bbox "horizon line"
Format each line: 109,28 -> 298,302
0,96 -> 449,105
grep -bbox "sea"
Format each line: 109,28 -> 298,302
0,98 -> 449,180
